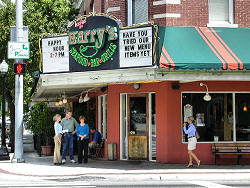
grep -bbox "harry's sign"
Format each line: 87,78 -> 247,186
68,16 -> 119,72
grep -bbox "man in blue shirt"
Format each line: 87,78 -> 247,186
89,127 -> 102,155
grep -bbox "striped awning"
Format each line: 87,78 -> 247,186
158,26 -> 250,71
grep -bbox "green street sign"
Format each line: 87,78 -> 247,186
8,42 -> 30,59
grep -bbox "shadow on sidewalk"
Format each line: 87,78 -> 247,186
16,152 -> 250,171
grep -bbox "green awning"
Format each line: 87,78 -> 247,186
158,26 -> 250,71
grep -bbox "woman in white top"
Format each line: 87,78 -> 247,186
53,114 -> 63,165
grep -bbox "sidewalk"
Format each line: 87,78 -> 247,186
1,152 -> 250,181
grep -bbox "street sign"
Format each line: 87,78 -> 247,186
10,26 -> 29,42
8,42 -> 30,59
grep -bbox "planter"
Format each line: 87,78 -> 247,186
41,145 -> 53,156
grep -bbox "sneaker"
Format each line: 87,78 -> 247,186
62,159 -> 66,164
70,159 -> 76,163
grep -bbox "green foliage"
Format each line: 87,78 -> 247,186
0,0 -> 79,134
24,102 -> 55,145
23,0 -> 79,73
0,0 -> 79,102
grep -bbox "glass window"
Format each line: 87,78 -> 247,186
129,97 -> 147,135
209,0 -> 229,22
98,95 -> 107,139
151,93 -> 156,160
182,93 -> 233,142
236,94 -> 250,141
132,0 -> 148,24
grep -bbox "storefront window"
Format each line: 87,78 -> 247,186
236,94 -> 250,141
182,93 -> 233,142
98,95 -> 107,139
151,93 -> 156,160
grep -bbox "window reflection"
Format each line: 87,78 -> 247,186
236,94 -> 250,141
129,97 -> 147,135
182,93 -> 233,142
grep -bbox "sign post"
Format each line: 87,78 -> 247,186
11,0 -> 26,163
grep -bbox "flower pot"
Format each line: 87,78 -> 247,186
41,145 -> 52,156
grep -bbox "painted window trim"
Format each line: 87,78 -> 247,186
98,94 -> 107,140
207,0 -> 238,28
127,0 -> 149,26
127,0 -> 133,26
181,91 -> 250,144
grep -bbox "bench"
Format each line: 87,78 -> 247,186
95,139 -> 105,158
212,143 -> 250,165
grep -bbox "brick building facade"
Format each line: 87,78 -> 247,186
79,0 -> 250,28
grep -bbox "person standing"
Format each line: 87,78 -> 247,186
183,116 -> 200,168
61,111 -> 78,164
53,114 -> 62,165
76,115 -> 89,164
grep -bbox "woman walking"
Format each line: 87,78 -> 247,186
183,116 -> 200,168
53,114 -> 62,165
76,115 -> 89,164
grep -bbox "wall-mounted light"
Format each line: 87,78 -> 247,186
200,82 -> 211,101
133,83 -> 140,90
243,104 -> 248,112
83,91 -> 90,102
79,93 -> 84,103
63,98 -> 67,104
58,100 -> 63,105
62,92 -> 67,103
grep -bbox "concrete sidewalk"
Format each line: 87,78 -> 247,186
0,152 -> 250,181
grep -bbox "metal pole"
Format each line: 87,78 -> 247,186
1,74 -> 6,148
0,73 -> 9,160
13,0 -> 24,162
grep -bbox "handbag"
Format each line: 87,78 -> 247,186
195,130 -> 200,139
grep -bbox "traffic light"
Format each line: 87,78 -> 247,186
13,63 -> 27,75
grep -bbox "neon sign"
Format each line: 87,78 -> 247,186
68,16 -> 119,69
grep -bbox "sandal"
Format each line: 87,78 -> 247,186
186,164 -> 193,168
197,160 -> 200,167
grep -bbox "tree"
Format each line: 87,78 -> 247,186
0,0 -> 79,151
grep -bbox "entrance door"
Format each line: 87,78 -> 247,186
128,94 -> 148,160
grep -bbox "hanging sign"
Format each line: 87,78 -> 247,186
42,35 -> 69,73
68,15 -> 119,72
119,26 -> 153,68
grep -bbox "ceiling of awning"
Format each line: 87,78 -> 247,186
31,67 -> 156,101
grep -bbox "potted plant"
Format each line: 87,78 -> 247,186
24,102 -> 55,156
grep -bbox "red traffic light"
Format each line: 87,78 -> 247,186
13,63 -> 27,75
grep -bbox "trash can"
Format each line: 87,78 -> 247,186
108,142 -> 117,160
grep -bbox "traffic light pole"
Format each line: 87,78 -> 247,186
13,0 -> 24,163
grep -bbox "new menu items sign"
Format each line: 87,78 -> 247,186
68,15 -> 119,72
42,35 -> 69,73
120,26 -> 153,68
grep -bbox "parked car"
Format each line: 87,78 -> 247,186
0,117 -> 11,131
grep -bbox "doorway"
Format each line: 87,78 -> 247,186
128,94 -> 148,160
120,93 -> 156,161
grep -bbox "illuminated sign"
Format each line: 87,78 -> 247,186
68,15 -> 119,72
119,26 -> 154,68
42,35 -> 69,73
13,63 -> 27,75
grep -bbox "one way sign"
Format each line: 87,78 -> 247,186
8,42 -> 30,59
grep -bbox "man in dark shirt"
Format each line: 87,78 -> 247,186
89,127 -> 102,155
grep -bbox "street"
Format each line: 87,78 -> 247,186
1,174 -> 250,188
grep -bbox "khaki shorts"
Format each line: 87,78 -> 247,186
188,137 -> 197,150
